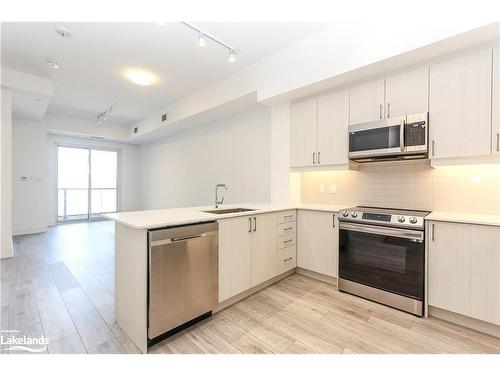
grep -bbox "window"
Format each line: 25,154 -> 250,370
57,145 -> 119,222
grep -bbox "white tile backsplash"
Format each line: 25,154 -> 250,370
301,162 -> 500,214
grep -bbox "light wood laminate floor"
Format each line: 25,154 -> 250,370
1,221 -> 499,354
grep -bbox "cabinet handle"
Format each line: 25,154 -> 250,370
497,133 -> 499,152
332,214 -> 335,228
379,104 -> 383,119
283,227 -> 293,231
318,151 -> 321,164
283,257 -> 293,262
312,152 -> 316,164
432,140 -> 435,157
248,217 -> 252,233
284,214 -> 293,219
283,239 -> 293,244
432,223 -> 435,242
253,217 -> 257,232
387,102 -> 390,118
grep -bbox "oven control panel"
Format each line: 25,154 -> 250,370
338,209 -> 425,229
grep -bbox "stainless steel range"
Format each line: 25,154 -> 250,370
338,206 -> 430,316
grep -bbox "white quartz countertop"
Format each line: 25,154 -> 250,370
103,202 -> 350,230
426,211 -> 500,227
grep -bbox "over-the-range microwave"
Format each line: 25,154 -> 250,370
348,112 -> 428,163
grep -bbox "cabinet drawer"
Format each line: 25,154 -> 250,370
278,233 -> 296,249
277,210 -> 296,224
278,246 -> 296,274
277,222 -> 296,236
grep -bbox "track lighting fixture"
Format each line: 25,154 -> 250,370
181,22 -> 241,63
97,106 -> 113,125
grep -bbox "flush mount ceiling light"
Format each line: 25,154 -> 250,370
124,69 -> 159,86
46,59 -> 60,70
97,106 -> 113,125
55,26 -> 72,39
181,21 -> 241,63
157,22 -> 167,29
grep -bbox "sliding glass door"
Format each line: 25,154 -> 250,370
57,145 -> 118,222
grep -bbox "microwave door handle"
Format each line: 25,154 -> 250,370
400,118 -> 405,152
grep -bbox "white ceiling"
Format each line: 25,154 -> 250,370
1,22 -> 330,125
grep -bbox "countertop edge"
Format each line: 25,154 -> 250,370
425,212 -> 500,227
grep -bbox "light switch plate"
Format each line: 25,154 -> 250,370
330,184 -> 337,194
319,184 -> 325,194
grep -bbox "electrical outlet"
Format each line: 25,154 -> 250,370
319,184 -> 325,194
330,184 -> 337,194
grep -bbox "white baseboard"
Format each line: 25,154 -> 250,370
12,226 -> 48,236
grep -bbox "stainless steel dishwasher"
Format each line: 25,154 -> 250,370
148,222 -> 218,341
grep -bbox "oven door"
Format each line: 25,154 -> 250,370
339,222 -> 424,301
348,117 -> 404,159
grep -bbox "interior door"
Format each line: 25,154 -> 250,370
290,97 -> 318,167
317,89 -> 349,165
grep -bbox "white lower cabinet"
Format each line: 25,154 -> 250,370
218,212 -> 280,302
428,221 -> 500,325
297,210 -> 338,278
250,213 -> 278,287
218,216 -> 252,302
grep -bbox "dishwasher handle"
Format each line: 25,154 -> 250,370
151,230 -> 217,247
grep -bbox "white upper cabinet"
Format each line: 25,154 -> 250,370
290,97 -> 317,167
429,49 -> 493,159
297,210 -> 338,278
317,89 -> 350,166
385,67 -> 429,118
349,79 -> 385,124
493,47 -> 500,155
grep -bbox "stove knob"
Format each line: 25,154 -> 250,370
342,210 -> 349,217
409,216 -> 418,224
351,212 -> 358,218
397,216 -> 406,223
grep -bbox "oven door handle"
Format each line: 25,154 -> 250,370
339,222 -> 423,241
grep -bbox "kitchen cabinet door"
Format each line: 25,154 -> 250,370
428,221 -> 500,325
317,89 -> 349,166
297,210 -> 337,277
493,47 -> 500,155
251,213 -> 278,286
218,216 -> 252,302
385,67 -> 429,118
349,79 -> 385,125
429,49 -> 492,159
290,97 -> 318,167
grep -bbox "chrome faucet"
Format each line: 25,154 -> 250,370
214,184 -> 228,208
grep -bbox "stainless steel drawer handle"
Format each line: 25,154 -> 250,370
253,217 -> 257,232
379,104 -> 383,119
318,151 -> 321,164
432,223 -> 435,242
283,257 -> 293,262
387,102 -> 390,118
284,215 -> 293,219
283,227 -> 293,231
248,217 -> 252,233
312,152 -> 316,164
283,239 -> 293,244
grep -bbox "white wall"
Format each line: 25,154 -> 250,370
140,106 -> 271,209
11,115 -> 141,234
1,88 -> 13,258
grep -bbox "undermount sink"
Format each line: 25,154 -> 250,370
202,208 -> 256,215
